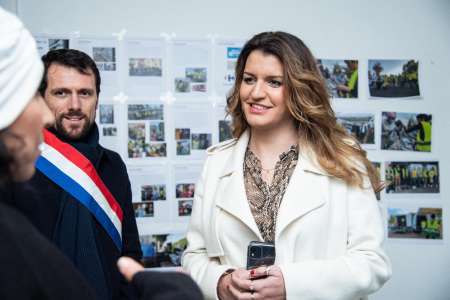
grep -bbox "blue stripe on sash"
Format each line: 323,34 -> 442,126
36,156 -> 122,250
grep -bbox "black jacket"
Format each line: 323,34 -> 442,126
11,127 -> 142,300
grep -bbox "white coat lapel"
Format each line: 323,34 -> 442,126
276,150 -> 328,239
215,131 -> 263,241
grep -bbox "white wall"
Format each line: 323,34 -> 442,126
11,0 -> 450,299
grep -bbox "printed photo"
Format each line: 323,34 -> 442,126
93,47 -> 116,71
185,67 -> 207,83
129,57 -> 162,77
382,112 -> 431,152
128,123 -> 145,142
128,140 -> 145,158
128,104 -> 164,121
99,104 -> 114,124
140,233 -> 187,267
133,201 -> 154,218
176,140 -> 191,156
385,161 -> 439,194
175,183 -> 195,198
336,113 -> 374,145
191,83 -> 207,92
317,59 -> 358,98
369,59 -> 420,98
48,39 -> 69,51
145,142 -> 166,157
175,78 -> 191,93
141,184 -> 166,201
371,162 -> 381,200
175,128 -> 190,140
388,207 -> 442,239
219,120 -> 233,142
102,126 -> 117,137
149,121 -> 165,142
178,200 -> 193,217
191,133 -> 212,150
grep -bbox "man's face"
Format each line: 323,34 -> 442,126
44,64 -> 98,140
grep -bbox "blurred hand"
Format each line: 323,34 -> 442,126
117,256 -> 144,282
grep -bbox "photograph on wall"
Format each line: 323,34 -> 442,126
97,101 -> 121,154
128,165 -> 170,221
133,201 -> 154,218
74,37 -> 120,96
381,112 -> 432,152
385,161 -> 439,194
34,34 -> 71,57
368,59 -> 420,98
171,39 -> 211,96
172,103 -> 213,159
140,233 -> 187,268
141,184 -> 166,201
371,161 -> 381,200
127,103 -> 166,159
317,59 -> 358,99
388,207 -> 442,240
124,38 -> 165,97
215,39 -> 244,97
215,103 -> 233,143
336,112 -> 375,148
173,163 -> 202,218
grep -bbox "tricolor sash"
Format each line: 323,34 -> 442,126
36,129 -> 123,250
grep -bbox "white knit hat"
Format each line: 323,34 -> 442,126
0,7 -> 43,130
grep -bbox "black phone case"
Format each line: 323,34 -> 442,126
246,241 -> 275,269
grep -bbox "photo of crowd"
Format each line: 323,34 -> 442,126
128,104 -> 164,121
175,183 -> 195,198
382,112 -> 432,152
317,59 -> 358,98
93,47 -> 116,71
388,207 -> 442,240
133,201 -> 154,218
140,233 -> 187,268
385,161 -> 439,194
129,57 -> 162,77
336,113 -> 375,145
174,67 -> 207,93
141,184 -> 166,201
191,133 -> 211,150
368,59 -> 420,98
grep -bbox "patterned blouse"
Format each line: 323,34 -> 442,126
243,145 -> 299,243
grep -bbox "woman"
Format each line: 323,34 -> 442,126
182,32 -> 391,300
0,8 -> 203,300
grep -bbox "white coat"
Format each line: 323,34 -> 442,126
182,130 -> 391,300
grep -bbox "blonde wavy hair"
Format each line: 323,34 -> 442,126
227,31 -> 382,193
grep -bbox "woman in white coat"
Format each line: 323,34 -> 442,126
182,31 -> 391,300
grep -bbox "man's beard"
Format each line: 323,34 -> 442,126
55,112 -> 93,141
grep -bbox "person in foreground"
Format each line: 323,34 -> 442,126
0,7 -> 203,300
182,31 -> 392,300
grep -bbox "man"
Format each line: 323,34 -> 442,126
12,49 -> 142,300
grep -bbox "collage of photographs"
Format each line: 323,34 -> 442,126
34,35 -> 440,250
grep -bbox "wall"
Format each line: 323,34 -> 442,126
7,0 -> 450,299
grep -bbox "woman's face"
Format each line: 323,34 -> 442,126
3,93 -> 54,181
239,50 -> 293,132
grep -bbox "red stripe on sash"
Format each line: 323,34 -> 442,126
43,129 -> 123,221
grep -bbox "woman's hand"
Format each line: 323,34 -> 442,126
248,265 -> 286,300
217,266 -> 286,300
217,268 -> 253,299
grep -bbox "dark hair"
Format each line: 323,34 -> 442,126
226,31 -> 382,193
0,131 -> 14,186
38,49 -> 101,97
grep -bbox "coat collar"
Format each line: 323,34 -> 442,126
215,130 -> 328,241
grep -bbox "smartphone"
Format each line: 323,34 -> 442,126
246,241 -> 275,270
